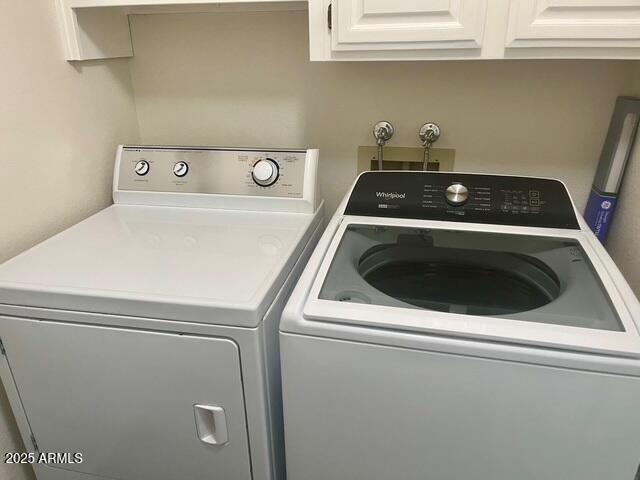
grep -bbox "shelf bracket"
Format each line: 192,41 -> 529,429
56,1 -> 135,61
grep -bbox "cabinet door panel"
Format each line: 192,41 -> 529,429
333,0 -> 488,51
507,0 -> 640,48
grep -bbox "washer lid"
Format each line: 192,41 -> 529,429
304,220 -> 640,357
0,204 -> 319,327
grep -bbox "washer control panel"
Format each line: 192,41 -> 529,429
345,172 -> 579,229
118,146 -> 307,198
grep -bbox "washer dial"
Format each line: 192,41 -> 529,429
173,161 -> 189,178
445,183 -> 469,206
134,160 -> 150,176
252,158 -> 279,187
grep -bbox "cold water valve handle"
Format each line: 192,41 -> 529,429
419,122 -> 441,171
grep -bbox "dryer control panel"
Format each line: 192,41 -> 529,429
345,172 -> 579,229
118,146 -> 308,197
113,146 -> 320,214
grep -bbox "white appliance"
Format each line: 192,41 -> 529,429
0,145 -> 324,480
280,171 -> 640,480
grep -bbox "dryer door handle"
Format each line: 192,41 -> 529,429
194,404 -> 228,446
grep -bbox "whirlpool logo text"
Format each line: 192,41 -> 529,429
375,192 -> 406,200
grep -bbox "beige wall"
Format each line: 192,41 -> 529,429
0,1 -> 139,478
1,6 -> 139,263
129,11 -> 635,217
608,65 -> 640,295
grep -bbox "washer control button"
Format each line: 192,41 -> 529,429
252,158 -> 279,187
134,160 -> 150,176
445,183 -> 469,206
173,161 -> 189,178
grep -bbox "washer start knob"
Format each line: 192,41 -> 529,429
252,158 -> 279,187
445,183 -> 469,206
173,161 -> 189,178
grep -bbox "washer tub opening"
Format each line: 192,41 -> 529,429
358,242 -> 561,316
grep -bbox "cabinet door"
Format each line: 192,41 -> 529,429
331,0 -> 488,51
507,0 -> 640,49
0,318 -> 251,480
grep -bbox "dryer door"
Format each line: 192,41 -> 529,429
0,317 -> 251,480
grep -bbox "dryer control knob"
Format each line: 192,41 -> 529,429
445,184 -> 469,206
252,158 -> 279,187
134,160 -> 150,176
173,161 -> 189,178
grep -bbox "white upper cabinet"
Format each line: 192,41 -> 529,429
331,0 -> 488,52
506,0 -> 640,56
309,0 -> 640,60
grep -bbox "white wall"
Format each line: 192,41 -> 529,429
128,10 -> 635,217
0,1 -> 139,478
608,65 -> 640,295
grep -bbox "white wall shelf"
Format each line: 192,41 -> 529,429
56,0 -> 307,61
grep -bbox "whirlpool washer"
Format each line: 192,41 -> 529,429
0,145 -> 324,480
280,171 -> 640,480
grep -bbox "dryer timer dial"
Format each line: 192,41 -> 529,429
252,159 -> 279,187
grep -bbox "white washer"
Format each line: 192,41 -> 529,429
0,145 -> 324,480
280,171 -> 640,480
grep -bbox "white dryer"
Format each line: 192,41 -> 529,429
0,145 -> 324,480
280,171 -> 640,480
